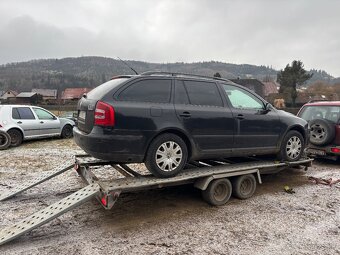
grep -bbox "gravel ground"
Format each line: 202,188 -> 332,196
0,138 -> 339,255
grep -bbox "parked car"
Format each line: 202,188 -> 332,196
73,72 -> 308,178
0,105 -> 75,147
297,100 -> 340,160
59,111 -> 78,125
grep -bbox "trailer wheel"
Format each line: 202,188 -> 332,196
232,174 -> 256,200
202,178 -> 232,206
0,131 -> 11,150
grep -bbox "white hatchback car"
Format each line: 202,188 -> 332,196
0,105 -> 75,146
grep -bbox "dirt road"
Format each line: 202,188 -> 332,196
0,139 -> 339,254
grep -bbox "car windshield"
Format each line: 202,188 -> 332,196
299,105 -> 340,123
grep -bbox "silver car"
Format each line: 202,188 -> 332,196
0,105 -> 75,146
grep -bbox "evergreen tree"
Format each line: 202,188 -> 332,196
277,60 -> 313,106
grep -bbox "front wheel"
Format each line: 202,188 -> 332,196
145,134 -> 188,178
278,130 -> 305,162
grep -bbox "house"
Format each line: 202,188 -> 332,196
230,78 -> 265,97
15,92 -> 39,104
32,89 -> 58,100
61,88 -> 92,101
0,90 -> 18,100
262,81 -> 279,96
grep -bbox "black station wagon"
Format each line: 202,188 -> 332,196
73,72 -> 308,177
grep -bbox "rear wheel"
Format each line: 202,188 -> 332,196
145,133 -> 187,178
202,178 -> 232,206
61,125 -> 73,138
7,129 -> 23,147
0,131 -> 11,150
278,130 -> 304,162
232,174 -> 257,199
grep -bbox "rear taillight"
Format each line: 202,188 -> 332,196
331,148 -> 340,154
94,101 -> 115,126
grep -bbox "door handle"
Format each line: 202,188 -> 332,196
17,121 -> 22,124
179,111 -> 191,118
40,121 -> 44,124
235,114 -> 244,120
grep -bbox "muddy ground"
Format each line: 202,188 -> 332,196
0,138 -> 339,255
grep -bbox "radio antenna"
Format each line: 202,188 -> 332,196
117,57 -> 138,75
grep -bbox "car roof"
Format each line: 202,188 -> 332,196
303,101 -> 340,107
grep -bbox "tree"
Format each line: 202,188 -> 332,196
277,60 -> 313,106
213,72 -> 221,78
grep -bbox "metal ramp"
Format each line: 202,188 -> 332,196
0,160 -> 75,201
0,183 -> 100,246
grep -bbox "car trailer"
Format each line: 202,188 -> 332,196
0,155 -> 313,246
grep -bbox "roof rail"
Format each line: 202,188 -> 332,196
140,71 -> 232,83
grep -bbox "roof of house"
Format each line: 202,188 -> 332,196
0,90 -> 18,98
16,92 -> 38,98
230,78 -> 265,87
262,81 -> 279,96
32,88 -> 58,97
62,88 -> 92,99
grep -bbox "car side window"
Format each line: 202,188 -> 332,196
223,84 -> 264,109
118,79 -> 171,103
183,80 -> 223,107
12,107 -> 36,120
33,108 -> 55,120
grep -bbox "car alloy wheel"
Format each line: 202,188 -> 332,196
155,141 -> 183,172
286,136 -> 302,160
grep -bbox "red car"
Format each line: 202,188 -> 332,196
297,101 -> 340,160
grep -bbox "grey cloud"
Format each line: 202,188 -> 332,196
0,0 -> 339,76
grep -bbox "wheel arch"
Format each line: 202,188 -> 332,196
144,128 -> 194,161
7,127 -> 24,139
280,125 -> 307,147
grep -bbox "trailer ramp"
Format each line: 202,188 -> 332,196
0,183 -> 100,246
0,160 -> 75,202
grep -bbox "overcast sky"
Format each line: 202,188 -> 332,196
0,0 -> 339,76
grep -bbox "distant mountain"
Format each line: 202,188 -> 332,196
0,56 -> 337,93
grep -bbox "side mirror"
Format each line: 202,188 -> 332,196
259,103 -> 271,114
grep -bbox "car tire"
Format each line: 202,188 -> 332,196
145,133 -> 188,178
0,131 -> 11,150
278,130 -> 304,162
7,129 -> 23,147
309,119 -> 335,146
61,125 -> 73,139
202,178 -> 232,206
232,174 -> 257,200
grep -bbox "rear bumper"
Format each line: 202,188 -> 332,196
73,127 -> 147,162
306,144 -> 340,159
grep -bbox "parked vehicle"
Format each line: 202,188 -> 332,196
0,105 -> 75,147
74,72 -> 308,177
297,100 -> 340,160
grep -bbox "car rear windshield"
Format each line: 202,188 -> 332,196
299,105 -> 340,123
86,78 -> 129,99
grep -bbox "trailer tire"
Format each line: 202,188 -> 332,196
0,131 -> 11,150
145,133 -> 187,178
202,178 -> 232,206
232,174 -> 256,200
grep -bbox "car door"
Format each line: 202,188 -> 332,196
174,79 -> 235,155
221,83 -> 282,153
32,107 -> 61,136
11,106 -> 40,137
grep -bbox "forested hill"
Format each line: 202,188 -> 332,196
0,56 -> 337,92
